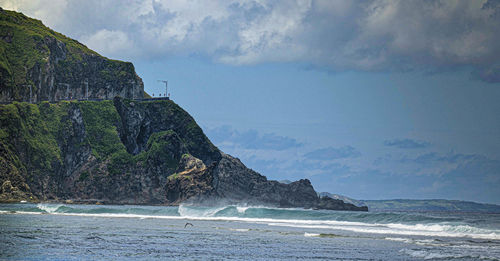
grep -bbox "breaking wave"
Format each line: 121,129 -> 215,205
1,203 -> 499,240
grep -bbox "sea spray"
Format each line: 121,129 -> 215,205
2,203 -> 499,240
37,204 -> 63,213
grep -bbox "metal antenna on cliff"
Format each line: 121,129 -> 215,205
157,80 -> 168,97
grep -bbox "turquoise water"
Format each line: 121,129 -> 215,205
1,203 -> 499,260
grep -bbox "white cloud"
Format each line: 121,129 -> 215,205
2,0 -> 499,82
0,0 -> 68,29
82,29 -> 133,58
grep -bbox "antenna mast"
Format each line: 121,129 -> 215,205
157,80 -> 168,97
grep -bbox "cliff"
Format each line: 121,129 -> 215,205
0,8 -> 143,102
0,98 -> 366,211
0,9 -> 366,211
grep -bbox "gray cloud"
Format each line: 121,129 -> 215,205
384,139 -> 431,149
405,152 -> 480,165
3,0 -> 500,82
205,125 -> 302,151
312,152 -> 500,203
304,146 -> 361,160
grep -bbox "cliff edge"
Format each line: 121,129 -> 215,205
0,8 -> 143,102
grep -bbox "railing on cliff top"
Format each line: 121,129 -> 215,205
0,97 -> 170,105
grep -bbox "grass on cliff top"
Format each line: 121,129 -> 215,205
0,8 -> 98,58
0,9 -> 98,89
0,8 -> 138,100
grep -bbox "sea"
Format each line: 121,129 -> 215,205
0,203 -> 499,260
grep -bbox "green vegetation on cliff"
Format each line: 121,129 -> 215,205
0,8 -> 143,102
0,8 -> 96,98
0,102 -> 64,172
0,101 -> 74,201
0,98 -> 218,203
79,100 -> 125,159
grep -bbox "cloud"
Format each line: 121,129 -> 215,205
3,0 -> 500,82
384,138 -> 431,149
82,29 -> 133,57
204,124 -> 500,203
204,125 -> 361,182
406,152 -> 481,165
313,152 -> 500,203
304,146 -> 361,160
205,125 -> 302,151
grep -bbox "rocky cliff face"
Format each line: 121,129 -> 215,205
0,8 -> 143,102
0,98 -> 367,211
207,153 -> 320,208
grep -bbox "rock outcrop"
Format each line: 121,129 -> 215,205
207,153 -> 320,208
0,8 -> 143,103
165,154 -> 215,204
317,196 -> 369,211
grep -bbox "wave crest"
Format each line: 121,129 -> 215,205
37,203 -> 63,213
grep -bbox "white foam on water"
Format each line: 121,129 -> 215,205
266,222 -> 500,240
3,204 -> 499,241
230,228 -> 250,232
236,206 -> 249,213
385,237 -> 413,243
37,203 -> 63,213
399,248 -> 500,260
386,237 -> 453,247
304,232 -> 320,237
178,205 -> 229,217
400,249 -> 460,260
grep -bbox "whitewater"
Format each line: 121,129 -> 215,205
1,203 -> 499,260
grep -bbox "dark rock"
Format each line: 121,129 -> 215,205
165,154 -> 215,204
208,153 -> 319,208
318,196 -> 369,211
113,97 -> 221,165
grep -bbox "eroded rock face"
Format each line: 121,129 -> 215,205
113,97 -> 222,165
207,153 -> 319,208
0,99 -> 367,211
0,98 -> 220,205
0,9 -> 144,103
13,37 -> 144,103
61,103 -> 92,177
165,154 -> 214,204
0,180 -> 31,202
187,153 -> 367,211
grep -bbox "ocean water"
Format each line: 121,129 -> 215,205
0,203 -> 499,260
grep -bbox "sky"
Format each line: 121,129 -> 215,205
1,0 -> 499,204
